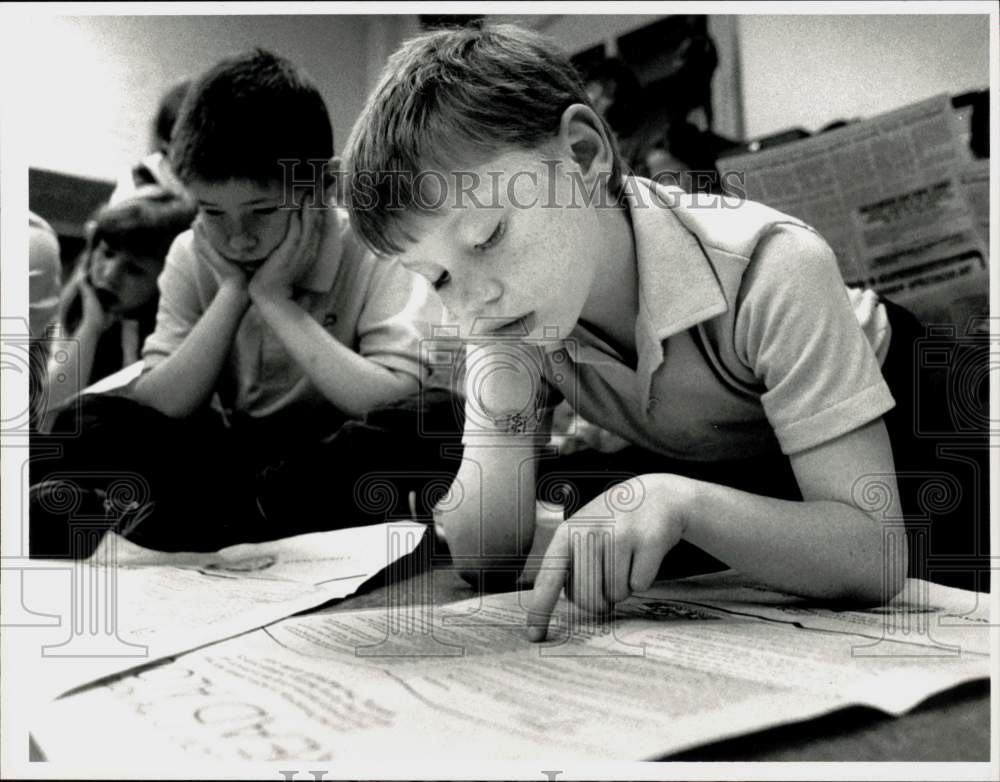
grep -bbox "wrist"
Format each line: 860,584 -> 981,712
246,279 -> 267,302
248,278 -> 291,305
216,278 -> 251,308
650,472 -> 700,538
77,314 -> 106,336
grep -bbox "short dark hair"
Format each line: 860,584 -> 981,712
344,24 -> 627,256
170,49 -> 333,186
151,79 -> 191,154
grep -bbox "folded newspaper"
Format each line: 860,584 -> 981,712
7,521 -> 426,704
32,571 -> 990,767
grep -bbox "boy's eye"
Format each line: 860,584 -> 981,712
475,220 -> 506,252
433,271 -> 450,291
252,207 -> 278,216
202,209 -> 224,218
95,245 -> 119,262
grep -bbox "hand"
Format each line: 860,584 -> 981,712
78,275 -> 116,334
248,203 -> 327,303
524,473 -> 693,642
193,219 -> 250,291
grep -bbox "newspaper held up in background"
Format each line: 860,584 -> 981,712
718,94 -> 988,327
961,158 -> 990,247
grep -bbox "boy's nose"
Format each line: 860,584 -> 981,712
94,258 -> 124,290
460,276 -> 503,313
228,232 -> 258,253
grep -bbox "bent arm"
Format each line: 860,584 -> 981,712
692,224 -> 906,601
435,343 -> 551,583
441,438 -> 540,586
130,282 -> 249,417
250,295 -> 417,418
682,418 -> 907,602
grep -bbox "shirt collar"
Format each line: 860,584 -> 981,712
627,177 -> 729,343
554,178 -> 730,410
629,178 -> 728,404
294,207 -> 346,293
562,178 -> 728,350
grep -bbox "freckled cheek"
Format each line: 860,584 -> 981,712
526,226 -> 575,288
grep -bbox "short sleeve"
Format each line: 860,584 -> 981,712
28,213 -> 62,338
140,230 -> 204,369
355,257 -> 441,382
735,225 -> 895,454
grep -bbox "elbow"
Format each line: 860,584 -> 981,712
335,373 -> 417,420
840,535 -> 909,606
440,513 -> 530,592
359,372 -> 420,417
871,520 -> 909,604
879,542 -> 909,604
827,505 -> 909,605
128,380 -> 192,420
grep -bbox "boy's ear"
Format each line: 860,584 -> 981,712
557,104 -> 614,185
323,156 -> 342,205
293,157 -> 340,208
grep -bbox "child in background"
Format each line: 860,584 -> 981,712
28,212 -> 62,431
344,24 -> 934,640
110,79 -> 190,204
28,213 -> 61,339
32,48 -> 452,557
40,187 -> 196,431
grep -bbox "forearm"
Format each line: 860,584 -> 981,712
679,476 -> 907,602
441,443 -> 539,561
440,341 -> 551,580
130,285 -> 249,418
251,295 -> 416,417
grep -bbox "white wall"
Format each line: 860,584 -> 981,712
491,14 -> 667,54
739,14 -> 991,138
8,14 -> 418,182
10,13 -> 988,181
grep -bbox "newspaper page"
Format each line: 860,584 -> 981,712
8,521 -> 426,704
717,94 -> 988,327
961,158 -> 990,247
32,572 -> 990,768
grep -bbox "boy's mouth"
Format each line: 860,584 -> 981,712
225,256 -> 266,271
225,255 -> 264,265
93,287 -> 120,312
476,312 -> 536,338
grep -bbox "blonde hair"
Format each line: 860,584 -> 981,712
344,24 -> 627,256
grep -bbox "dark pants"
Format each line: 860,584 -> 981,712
30,390 -> 465,558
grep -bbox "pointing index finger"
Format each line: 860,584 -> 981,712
525,523 -> 570,642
